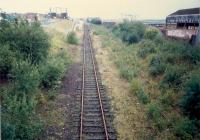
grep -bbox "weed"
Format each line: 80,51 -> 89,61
173,117 -> 198,140
67,31 -> 78,45
130,79 -> 150,104
162,65 -> 186,88
181,72 -> 200,119
147,102 -> 161,121
137,40 -> 156,58
149,55 -> 166,76
144,27 -> 160,40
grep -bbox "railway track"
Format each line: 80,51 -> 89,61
77,24 -> 116,140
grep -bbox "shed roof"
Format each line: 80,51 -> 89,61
169,8 -> 200,16
166,8 -> 200,24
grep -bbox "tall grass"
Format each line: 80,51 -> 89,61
67,31 -> 78,45
93,23 -> 200,139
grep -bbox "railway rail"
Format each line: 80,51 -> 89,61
78,24 -> 116,140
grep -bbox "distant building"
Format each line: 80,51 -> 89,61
48,7 -> 68,19
102,20 -> 116,27
166,8 -> 200,29
48,12 -> 57,19
25,13 -> 38,22
165,7 -> 200,41
60,12 -> 68,19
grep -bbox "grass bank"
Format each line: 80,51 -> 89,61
92,23 -> 200,140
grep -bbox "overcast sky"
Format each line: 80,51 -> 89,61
0,0 -> 199,19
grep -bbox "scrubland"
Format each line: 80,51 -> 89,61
92,22 -> 200,140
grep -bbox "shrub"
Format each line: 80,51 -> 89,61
122,31 -> 139,44
2,91 -> 43,140
11,60 -> 40,95
162,65 -> 186,87
47,90 -> 58,100
67,31 -> 78,45
144,27 -> 160,40
147,102 -> 162,121
0,21 -> 50,64
181,72 -> 200,119
130,79 -> 150,104
90,18 -> 102,25
181,46 -> 200,64
149,56 -> 166,76
0,44 -> 16,76
147,102 -> 165,131
137,40 -> 156,58
39,52 -> 70,89
159,90 -> 176,107
136,90 -> 150,104
1,123 -> 16,140
0,20 -> 53,140
112,21 -> 146,44
173,117 -> 198,140
119,67 -> 137,81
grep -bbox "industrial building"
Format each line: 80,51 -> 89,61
165,7 -> 200,44
166,8 -> 200,29
48,7 -> 68,19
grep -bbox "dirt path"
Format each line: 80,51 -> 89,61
61,62 -> 82,139
38,20 -> 83,140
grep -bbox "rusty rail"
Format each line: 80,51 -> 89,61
80,26 -> 86,140
79,24 -> 109,140
88,27 -> 109,140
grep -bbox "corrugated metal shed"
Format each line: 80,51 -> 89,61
166,8 -> 200,24
169,8 -> 200,16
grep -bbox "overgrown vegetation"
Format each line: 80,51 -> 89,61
93,21 -> 200,139
88,17 -> 102,25
112,21 -> 146,44
0,20 -> 70,139
67,31 -> 78,45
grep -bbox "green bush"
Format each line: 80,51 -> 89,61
147,102 -> 162,121
1,123 -> 16,140
130,79 -> 150,104
159,90 -> 176,107
137,40 -> 156,58
144,27 -> 160,40
147,102 -> 163,131
40,52 -> 70,89
0,20 -> 52,139
90,18 -> 102,25
112,21 -> 145,44
67,31 -> 78,45
119,67 -> 137,81
47,90 -> 58,100
122,31 -> 139,44
181,46 -> 200,64
173,117 -> 198,140
11,60 -> 40,95
0,44 -> 16,76
181,72 -> 200,119
2,91 -> 43,140
147,102 -> 167,133
136,90 -> 150,104
162,65 -> 186,87
149,55 -> 166,76
0,21 -> 50,64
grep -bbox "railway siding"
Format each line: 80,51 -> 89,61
77,24 -> 116,140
